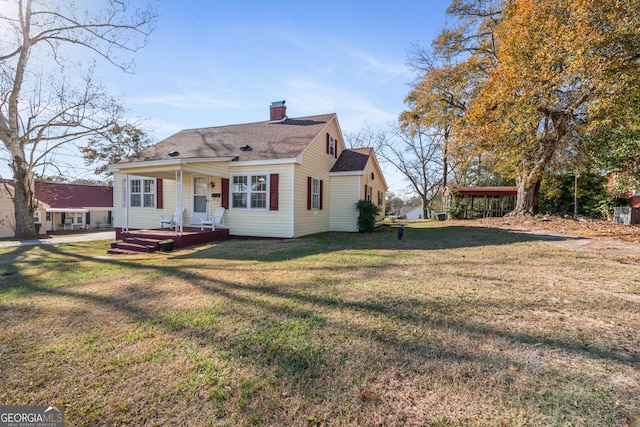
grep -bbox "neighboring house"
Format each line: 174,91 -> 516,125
399,205 -> 423,220
0,180 -> 113,238
108,101 -> 388,238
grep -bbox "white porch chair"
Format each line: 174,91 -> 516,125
160,208 -> 184,230
200,207 -> 226,230
63,218 -> 73,231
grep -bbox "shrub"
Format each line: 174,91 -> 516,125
355,200 -> 380,232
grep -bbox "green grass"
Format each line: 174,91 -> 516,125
0,223 -> 639,426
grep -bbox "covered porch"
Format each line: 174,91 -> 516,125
109,157 -> 232,236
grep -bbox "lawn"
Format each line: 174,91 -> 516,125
0,222 -> 638,426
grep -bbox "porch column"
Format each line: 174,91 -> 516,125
176,170 -> 183,235
122,174 -> 129,232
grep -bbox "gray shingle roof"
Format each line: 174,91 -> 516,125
120,113 -> 336,164
330,148 -> 372,172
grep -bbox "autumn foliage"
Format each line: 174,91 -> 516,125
404,0 -> 640,215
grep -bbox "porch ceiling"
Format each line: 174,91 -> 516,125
116,166 -> 225,180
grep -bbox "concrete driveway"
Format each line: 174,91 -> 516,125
0,231 -> 115,248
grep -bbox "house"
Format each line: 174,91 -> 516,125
108,101 -> 388,239
0,180 -> 113,238
399,205 -> 423,220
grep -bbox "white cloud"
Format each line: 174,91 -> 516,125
346,48 -> 410,79
283,78 -> 397,132
128,93 -> 242,110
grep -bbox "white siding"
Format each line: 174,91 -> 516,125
293,119 -> 343,237
113,174 -> 177,229
226,164 -> 293,238
358,157 -> 387,224
0,186 -> 15,238
329,175 -> 360,232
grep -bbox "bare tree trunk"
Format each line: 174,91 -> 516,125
10,151 -> 37,238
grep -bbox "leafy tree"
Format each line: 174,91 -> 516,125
407,0 -> 640,216
0,0 -> 156,238
81,124 -> 153,176
538,171 -> 608,218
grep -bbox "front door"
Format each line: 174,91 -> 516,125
192,176 -> 209,224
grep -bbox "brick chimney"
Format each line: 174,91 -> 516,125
269,100 -> 287,122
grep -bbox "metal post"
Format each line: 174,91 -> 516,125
574,173 -> 579,218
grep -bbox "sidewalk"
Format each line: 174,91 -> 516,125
0,231 -> 115,248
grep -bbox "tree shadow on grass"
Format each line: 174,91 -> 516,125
177,223 -> 585,262
1,237 -> 637,425
1,241 -> 637,369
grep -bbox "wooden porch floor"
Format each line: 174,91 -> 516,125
114,227 -> 230,251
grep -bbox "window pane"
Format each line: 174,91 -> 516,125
194,195 -> 207,212
143,194 -> 155,208
130,179 -> 141,193
252,175 -> 267,192
144,179 -> 154,193
251,193 -> 266,209
311,178 -> 320,209
233,176 -> 247,192
131,194 -> 141,207
232,193 -> 247,208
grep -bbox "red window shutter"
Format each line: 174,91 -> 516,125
334,139 -> 338,158
326,133 -> 330,154
269,174 -> 279,211
320,179 -> 324,210
221,178 -> 229,209
307,176 -> 312,210
364,184 -> 368,200
156,178 -> 163,209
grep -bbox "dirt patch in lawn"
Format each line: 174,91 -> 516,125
455,216 -> 640,267
468,215 -> 640,242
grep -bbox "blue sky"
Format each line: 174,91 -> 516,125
8,0 -> 454,194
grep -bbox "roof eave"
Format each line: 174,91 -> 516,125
108,156 -> 237,172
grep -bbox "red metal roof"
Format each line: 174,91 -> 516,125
453,186 -> 517,197
1,179 -> 113,208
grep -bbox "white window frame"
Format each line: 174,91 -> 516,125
311,177 -> 320,210
231,173 -> 269,210
33,211 -> 41,223
367,186 -> 372,202
329,135 -> 336,156
129,177 -> 156,209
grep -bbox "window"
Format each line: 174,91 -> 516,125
33,211 -> 41,223
130,177 -> 155,208
311,178 -> 320,210
328,135 -> 335,156
232,174 -> 268,209
251,175 -> 267,208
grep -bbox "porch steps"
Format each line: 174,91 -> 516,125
107,237 -> 161,254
